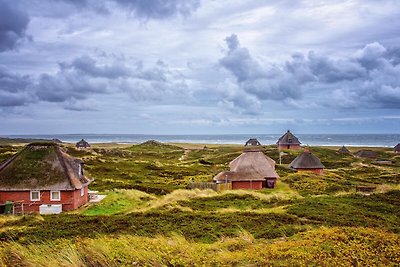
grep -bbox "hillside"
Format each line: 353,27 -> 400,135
0,142 -> 399,266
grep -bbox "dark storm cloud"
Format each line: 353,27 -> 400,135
0,66 -> 31,92
0,66 -> 33,107
33,55 -> 188,107
66,55 -> 131,79
25,0 -> 200,19
0,0 -> 30,52
114,0 -> 201,19
220,34 -> 400,110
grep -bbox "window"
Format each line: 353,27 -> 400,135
50,191 -> 61,201
30,191 -> 40,201
80,187 -> 85,197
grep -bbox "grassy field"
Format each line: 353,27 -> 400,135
0,141 -> 400,266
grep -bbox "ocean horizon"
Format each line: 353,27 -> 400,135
2,133 -> 400,147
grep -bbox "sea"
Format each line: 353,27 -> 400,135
2,134 -> 400,147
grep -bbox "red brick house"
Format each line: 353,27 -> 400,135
0,142 -> 91,213
213,147 -> 279,190
276,130 -> 301,150
289,148 -> 325,175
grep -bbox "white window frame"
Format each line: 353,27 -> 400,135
50,190 -> 61,201
30,190 -> 40,201
80,187 -> 85,197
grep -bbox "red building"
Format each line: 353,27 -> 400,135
0,142 -> 91,213
276,130 -> 301,150
213,146 -> 279,190
289,148 -> 325,175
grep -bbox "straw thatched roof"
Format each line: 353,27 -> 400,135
245,138 -> 261,146
276,130 -> 301,145
0,143 -> 91,191
213,150 -> 279,182
394,143 -> 400,152
338,146 -> 350,154
289,150 -> 324,169
76,139 -> 90,148
52,138 -> 62,143
355,150 -> 377,159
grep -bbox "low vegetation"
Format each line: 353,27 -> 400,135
0,141 -> 400,265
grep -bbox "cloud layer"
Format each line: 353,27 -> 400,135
1,0 -> 400,134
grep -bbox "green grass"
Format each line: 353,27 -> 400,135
1,143 -> 400,265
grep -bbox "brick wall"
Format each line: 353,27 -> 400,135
0,186 -> 89,212
232,181 -> 263,190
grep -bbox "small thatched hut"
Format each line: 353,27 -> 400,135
76,139 -> 90,149
355,150 -> 377,159
394,143 -> 400,153
52,138 -> 63,143
245,138 -> 261,146
289,148 -> 325,174
0,143 -> 91,213
338,146 -> 350,154
213,148 -> 279,189
276,130 -> 301,150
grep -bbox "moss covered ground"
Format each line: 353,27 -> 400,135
0,142 -> 400,266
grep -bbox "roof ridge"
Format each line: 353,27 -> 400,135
54,146 -> 76,190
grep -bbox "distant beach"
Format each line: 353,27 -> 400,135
2,134 -> 399,147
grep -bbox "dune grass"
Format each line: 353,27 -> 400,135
1,227 -> 399,266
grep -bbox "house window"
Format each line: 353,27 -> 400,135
50,191 -> 61,201
30,191 -> 40,201
80,187 -> 85,196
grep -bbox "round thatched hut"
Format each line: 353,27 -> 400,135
276,130 -> 301,150
394,143 -> 400,153
289,148 -> 325,175
338,145 -> 350,154
213,150 -> 279,189
355,150 -> 377,159
76,139 -> 90,149
245,138 -> 261,147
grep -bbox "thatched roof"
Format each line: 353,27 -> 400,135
338,146 -> 350,154
276,130 -> 301,145
52,138 -> 63,143
213,150 -> 279,182
76,139 -> 90,148
394,143 -> 400,152
245,138 -> 261,146
289,150 -> 324,169
0,143 -> 91,191
355,150 -> 377,159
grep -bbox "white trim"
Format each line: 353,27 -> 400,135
30,190 -> 40,201
80,187 -> 85,197
50,190 -> 61,201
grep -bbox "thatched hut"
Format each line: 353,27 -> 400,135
52,138 -> 62,143
289,148 -> 325,174
355,150 -> 377,159
245,138 -> 261,146
0,143 -> 91,213
276,130 -> 301,150
76,139 -> 90,149
338,145 -> 350,154
394,143 -> 400,153
213,149 -> 279,189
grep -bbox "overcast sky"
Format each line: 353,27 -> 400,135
1,0 -> 400,134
